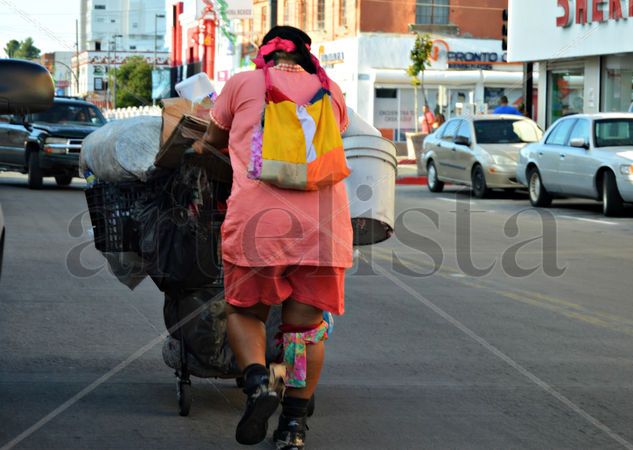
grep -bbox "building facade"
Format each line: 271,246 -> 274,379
508,0 -> 633,129
240,0 -> 518,142
42,52 -> 75,96
72,0 -> 170,107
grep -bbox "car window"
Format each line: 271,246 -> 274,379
594,119 -> 633,147
568,119 -> 590,145
545,119 -> 576,145
442,120 -> 460,141
30,103 -> 106,126
474,119 -> 541,144
456,120 -> 472,141
433,122 -> 448,138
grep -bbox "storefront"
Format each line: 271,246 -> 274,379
316,34 -> 525,142
508,0 -> 633,129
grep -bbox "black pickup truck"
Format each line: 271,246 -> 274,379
0,97 -> 106,189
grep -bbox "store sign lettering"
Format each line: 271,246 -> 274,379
447,51 -> 508,63
557,0 -> 632,27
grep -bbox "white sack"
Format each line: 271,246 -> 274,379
81,116 -> 162,182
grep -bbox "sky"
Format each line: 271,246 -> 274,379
0,0 -> 80,56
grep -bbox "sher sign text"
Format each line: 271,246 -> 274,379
556,0 -> 633,27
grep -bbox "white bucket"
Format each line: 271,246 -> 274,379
343,135 -> 397,245
175,73 -> 215,102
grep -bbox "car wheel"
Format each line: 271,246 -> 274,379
527,167 -> 552,207
602,170 -> 624,217
427,160 -> 444,193
55,175 -> 73,186
27,152 -> 44,190
471,165 -> 488,199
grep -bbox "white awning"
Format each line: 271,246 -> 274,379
372,69 -> 530,87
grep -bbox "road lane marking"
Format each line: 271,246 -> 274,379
558,215 -> 618,226
362,253 -> 633,450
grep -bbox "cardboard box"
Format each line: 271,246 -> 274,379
155,114 -> 232,184
160,98 -> 194,146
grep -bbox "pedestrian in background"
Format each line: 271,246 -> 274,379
194,26 -> 351,450
432,113 -> 446,130
419,104 -> 435,134
493,95 -> 522,115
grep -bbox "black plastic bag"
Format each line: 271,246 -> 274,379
162,289 -> 283,378
133,166 -> 222,291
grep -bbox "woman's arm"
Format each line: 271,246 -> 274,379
193,120 -> 229,154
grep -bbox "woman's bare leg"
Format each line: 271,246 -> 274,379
226,303 -> 270,370
281,300 -> 325,400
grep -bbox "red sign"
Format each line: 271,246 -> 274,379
556,0 -> 632,26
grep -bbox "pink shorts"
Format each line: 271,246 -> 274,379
223,262 -> 346,315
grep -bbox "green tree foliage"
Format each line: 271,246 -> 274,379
407,34 -> 434,132
407,34 -> 433,86
112,56 -> 152,108
4,39 -> 20,58
10,37 -> 41,60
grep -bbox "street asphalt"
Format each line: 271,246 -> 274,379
2,173 -> 633,449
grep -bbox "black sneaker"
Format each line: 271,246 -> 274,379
235,365 -> 285,445
273,414 -> 308,450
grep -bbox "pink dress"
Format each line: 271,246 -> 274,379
210,64 -> 353,269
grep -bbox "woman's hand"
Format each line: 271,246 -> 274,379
192,137 -> 211,155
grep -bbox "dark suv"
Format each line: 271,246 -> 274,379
0,97 -> 106,189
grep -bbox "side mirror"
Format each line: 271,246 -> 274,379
569,137 -> 589,149
454,135 -> 471,146
0,59 -> 54,115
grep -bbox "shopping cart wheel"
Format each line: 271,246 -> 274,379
235,376 -> 245,389
177,379 -> 192,416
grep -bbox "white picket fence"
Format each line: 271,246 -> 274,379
102,106 -> 162,121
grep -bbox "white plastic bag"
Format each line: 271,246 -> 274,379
80,116 -> 162,182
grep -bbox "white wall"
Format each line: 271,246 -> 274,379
509,0 -> 633,62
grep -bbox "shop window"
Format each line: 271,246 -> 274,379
602,55 -> 633,113
416,0 -> 449,25
547,67 -> 584,126
374,88 -> 440,142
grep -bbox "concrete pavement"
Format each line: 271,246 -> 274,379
2,173 -> 633,449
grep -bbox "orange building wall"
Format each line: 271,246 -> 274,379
449,0 -> 507,39
360,0 -> 416,33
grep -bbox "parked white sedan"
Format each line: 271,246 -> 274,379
517,113 -> 633,216
422,115 -> 542,197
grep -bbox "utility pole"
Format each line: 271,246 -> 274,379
154,13 -> 166,106
75,19 -> 80,96
112,35 -> 123,110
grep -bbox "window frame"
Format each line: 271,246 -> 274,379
441,119 -> 461,141
317,0 -> 326,29
415,0 -> 449,25
545,118 -> 577,146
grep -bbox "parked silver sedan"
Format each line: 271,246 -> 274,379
422,115 -> 542,197
516,113 -> 633,216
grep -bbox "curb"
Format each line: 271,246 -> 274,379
396,176 -> 428,185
